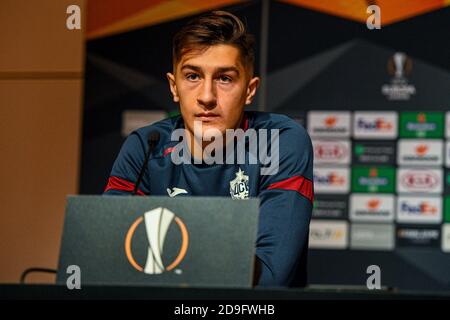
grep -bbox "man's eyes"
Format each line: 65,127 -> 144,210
218,75 -> 233,83
184,73 -> 233,83
186,73 -> 200,81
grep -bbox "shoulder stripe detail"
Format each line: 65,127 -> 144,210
104,176 -> 145,195
267,175 -> 314,203
242,113 -> 249,131
163,147 -> 175,157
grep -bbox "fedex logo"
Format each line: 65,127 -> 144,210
314,173 -> 345,185
313,168 -> 350,194
357,118 -> 392,131
353,112 -> 398,139
397,196 -> 442,224
401,202 -> 437,215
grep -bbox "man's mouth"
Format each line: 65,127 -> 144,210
195,113 -> 220,121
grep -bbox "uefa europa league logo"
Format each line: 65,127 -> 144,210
393,52 -> 406,78
125,207 -> 189,274
388,52 -> 412,79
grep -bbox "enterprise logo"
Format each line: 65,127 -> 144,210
308,111 -> 351,138
397,139 -> 443,166
350,194 -> 394,222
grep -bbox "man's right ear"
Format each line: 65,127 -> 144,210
166,73 -> 179,103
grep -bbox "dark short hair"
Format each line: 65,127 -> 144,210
172,10 -> 255,74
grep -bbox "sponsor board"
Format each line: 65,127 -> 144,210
444,196 -> 450,222
446,112 -> 450,138
352,166 -> 396,193
350,194 -> 395,222
353,141 -> 396,165
444,170 -> 450,195
353,111 -> 398,139
314,167 -> 350,194
446,141 -> 450,168
399,112 -> 444,138
396,168 -> 443,194
312,195 -> 348,219
397,139 -> 443,166
307,111 -> 351,138
350,223 -> 395,251
442,224 -> 450,252
312,139 -> 351,165
309,220 -> 348,249
396,225 -> 440,247
396,196 -> 442,224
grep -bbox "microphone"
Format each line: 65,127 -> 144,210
133,131 -> 160,195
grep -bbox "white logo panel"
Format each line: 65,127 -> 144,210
309,220 -> 348,249
397,168 -> 442,194
446,112 -> 450,138
445,141 -> 450,168
312,139 -> 351,165
442,224 -> 450,252
397,139 -> 443,166
350,194 -> 395,222
313,167 -> 350,194
307,111 -> 351,138
397,196 -> 442,224
353,111 -> 398,139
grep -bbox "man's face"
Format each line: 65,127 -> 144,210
167,44 -> 259,140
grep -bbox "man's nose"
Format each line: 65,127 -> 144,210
197,78 -> 217,109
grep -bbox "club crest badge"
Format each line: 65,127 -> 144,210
230,168 -> 249,199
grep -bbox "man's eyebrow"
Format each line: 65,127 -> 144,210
180,64 -> 202,72
180,64 -> 240,75
216,66 -> 240,75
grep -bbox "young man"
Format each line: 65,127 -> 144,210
104,11 -> 314,287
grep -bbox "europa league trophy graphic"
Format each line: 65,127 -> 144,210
393,52 -> 406,79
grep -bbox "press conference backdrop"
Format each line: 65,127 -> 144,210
80,1 -> 450,292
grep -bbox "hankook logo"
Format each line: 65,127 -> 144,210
125,207 -> 189,274
401,171 -> 439,189
312,140 -> 350,164
397,168 -> 442,194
